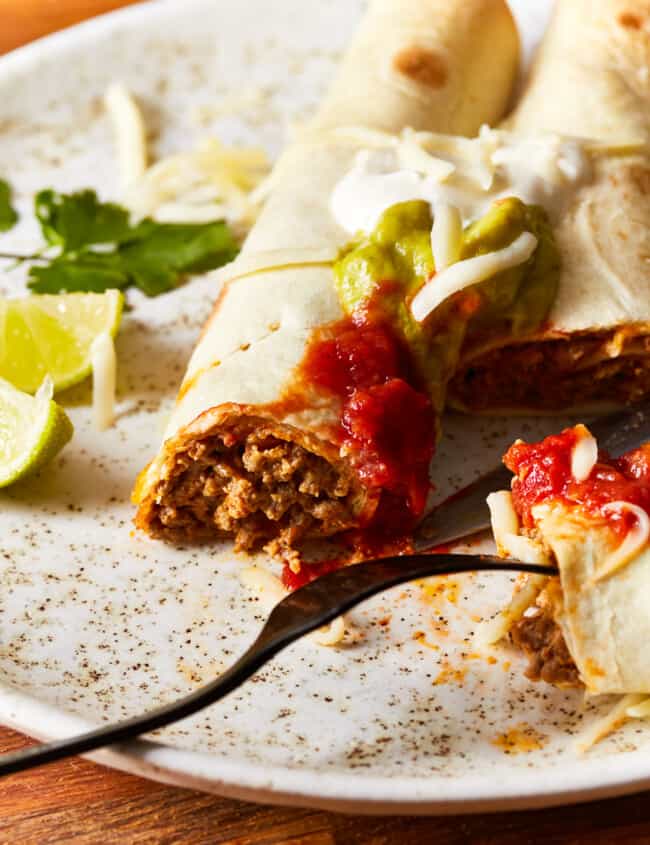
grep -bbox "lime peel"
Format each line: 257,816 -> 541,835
0,377 -> 73,487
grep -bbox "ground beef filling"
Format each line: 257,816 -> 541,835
450,335 -> 650,411
150,431 -> 359,553
510,607 -> 580,687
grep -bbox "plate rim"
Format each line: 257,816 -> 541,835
2,0 -> 650,813
2,678 -> 650,814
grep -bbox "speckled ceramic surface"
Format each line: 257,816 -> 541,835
2,0 -> 650,814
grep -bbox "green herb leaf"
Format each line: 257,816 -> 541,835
27,214 -> 239,296
35,189 -> 134,252
125,220 -> 239,273
11,188 -> 239,295
27,253 -> 131,294
0,179 -> 18,233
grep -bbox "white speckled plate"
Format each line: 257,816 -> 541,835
2,0 -> 650,815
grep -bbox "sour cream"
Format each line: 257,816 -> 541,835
330,126 -> 591,236
329,149 -> 436,234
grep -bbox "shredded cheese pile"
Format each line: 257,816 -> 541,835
105,84 -> 271,238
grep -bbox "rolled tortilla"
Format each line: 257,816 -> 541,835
489,426 -> 650,694
133,0 -> 519,558
448,0 -> 650,413
528,505 -> 650,694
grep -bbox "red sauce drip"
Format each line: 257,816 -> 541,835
301,315 -> 436,547
505,428 -> 650,539
282,558 -> 342,591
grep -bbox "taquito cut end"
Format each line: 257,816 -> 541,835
133,0 -> 520,558
134,405 -> 375,558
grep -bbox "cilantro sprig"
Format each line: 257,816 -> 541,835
0,186 -> 239,296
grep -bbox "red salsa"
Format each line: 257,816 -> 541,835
282,557 -> 342,591
505,427 -> 650,540
301,312 -> 436,550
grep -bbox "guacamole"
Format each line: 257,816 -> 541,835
333,198 -> 560,405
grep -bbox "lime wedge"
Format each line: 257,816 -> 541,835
0,289 -> 123,394
0,377 -> 73,487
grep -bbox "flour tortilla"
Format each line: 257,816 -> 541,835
449,0 -> 650,412
134,0 -> 519,548
522,502 -> 650,695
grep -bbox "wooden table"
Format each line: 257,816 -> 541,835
3,3 -> 650,842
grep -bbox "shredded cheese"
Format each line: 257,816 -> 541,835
478,489 -> 553,648
124,138 -> 271,235
397,129 -> 456,182
570,424 -> 598,482
474,574 -> 548,648
410,231 -> 538,323
590,502 -> 650,583
576,693 -> 646,753
312,615 -> 347,647
105,82 -> 269,236
487,490 -> 520,554
430,204 -> 462,271
91,332 -> 116,432
104,83 -> 148,192
486,489 -> 547,564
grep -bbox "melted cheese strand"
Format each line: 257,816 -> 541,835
431,204 -> 462,272
570,425 -> 598,482
479,489 -> 552,647
591,502 -> 650,583
486,490 -> 549,568
91,332 -> 116,432
410,231 -> 538,322
104,83 -> 148,192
